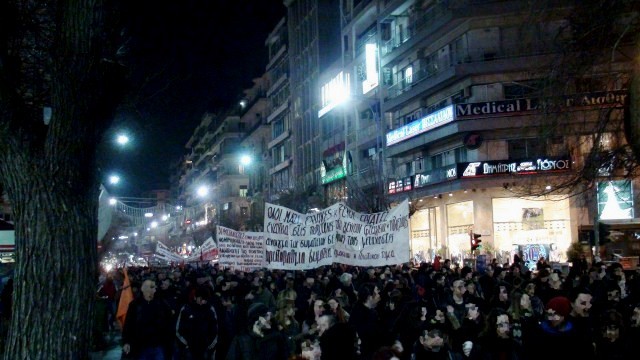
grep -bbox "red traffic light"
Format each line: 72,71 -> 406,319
470,233 -> 482,251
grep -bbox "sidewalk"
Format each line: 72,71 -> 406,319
89,331 -> 123,360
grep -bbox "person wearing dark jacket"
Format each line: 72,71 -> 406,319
122,279 -> 173,359
318,304 -> 357,360
349,283 -> 383,360
225,302 -> 287,360
411,328 -> 455,360
530,296 -> 583,360
176,286 -> 219,360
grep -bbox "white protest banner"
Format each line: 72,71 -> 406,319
155,241 -> 184,263
263,203 -> 336,270
263,200 -> 410,269
200,237 -> 219,261
333,199 -> 410,267
217,226 -> 265,271
242,232 -> 266,271
217,226 -> 244,269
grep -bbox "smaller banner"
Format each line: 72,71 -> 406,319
199,237 -> 219,262
217,226 -> 265,271
155,241 -> 184,263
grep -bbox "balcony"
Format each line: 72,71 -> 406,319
381,1 -> 452,57
266,44 -> 287,71
269,158 -> 292,175
268,129 -> 291,149
267,100 -> 289,123
384,42 -> 554,105
267,73 -> 288,97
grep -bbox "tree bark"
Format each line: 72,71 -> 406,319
0,0 -> 122,358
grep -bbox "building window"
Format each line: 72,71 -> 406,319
503,80 -> 541,99
508,138 -> 544,159
403,66 -> 413,86
239,185 -> 248,197
455,147 -> 467,163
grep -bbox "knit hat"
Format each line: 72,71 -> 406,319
546,296 -> 571,317
247,303 -> 269,323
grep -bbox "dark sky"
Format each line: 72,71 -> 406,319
102,0 -> 286,197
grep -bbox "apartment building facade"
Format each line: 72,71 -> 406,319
265,18 -> 294,203
175,0 -> 637,266
386,0 -> 634,265
284,0 -> 341,191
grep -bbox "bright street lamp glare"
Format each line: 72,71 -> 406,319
240,155 -> 252,165
197,186 -> 209,197
109,175 -> 120,185
116,134 -> 129,145
109,198 -> 117,205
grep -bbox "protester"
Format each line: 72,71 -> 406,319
122,279 -> 174,359
104,255 -> 636,360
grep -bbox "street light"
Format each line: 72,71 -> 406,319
108,175 -> 120,185
116,134 -> 130,146
240,154 -> 252,166
197,185 -> 209,198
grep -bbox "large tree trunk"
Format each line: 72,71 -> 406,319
2,171 -> 100,358
0,0 -> 122,358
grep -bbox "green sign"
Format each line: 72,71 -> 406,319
322,166 -> 346,184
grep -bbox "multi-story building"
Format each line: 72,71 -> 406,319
240,75 -> 270,230
284,0 -> 341,190
265,18 -> 294,202
318,0 -> 386,209
372,0 -> 635,265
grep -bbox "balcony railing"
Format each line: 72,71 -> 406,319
385,42 -> 553,100
381,1 -> 451,56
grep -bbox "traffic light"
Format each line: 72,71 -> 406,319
598,222 -> 612,245
470,233 -> 482,251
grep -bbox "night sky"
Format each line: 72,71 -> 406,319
102,0 -> 286,197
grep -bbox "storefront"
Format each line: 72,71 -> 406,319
409,193 -> 573,267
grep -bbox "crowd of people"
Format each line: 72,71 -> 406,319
97,255 -> 640,360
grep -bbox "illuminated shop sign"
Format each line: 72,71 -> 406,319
413,165 -> 458,188
321,149 -> 352,185
362,44 -> 378,94
597,180 -> 633,220
456,91 -> 627,119
362,43 -> 379,94
318,71 -> 351,118
386,105 -> 455,147
388,177 -> 413,194
458,157 -> 571,178
322,166 -> 346,184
